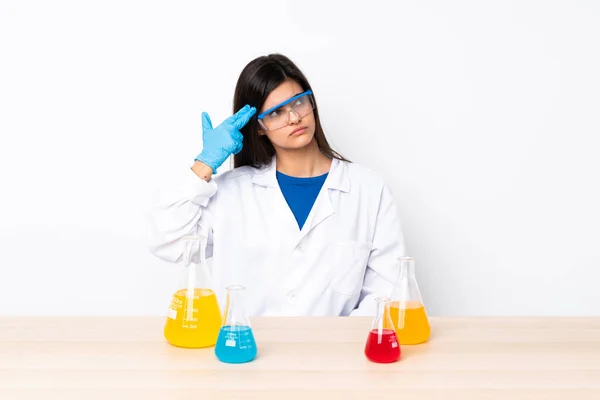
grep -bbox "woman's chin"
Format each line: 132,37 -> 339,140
290,137 -> 315,149
275,134 -> 315,151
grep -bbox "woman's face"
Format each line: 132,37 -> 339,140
258,79 -> 316,151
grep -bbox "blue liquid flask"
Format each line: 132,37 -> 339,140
215,285 -> 257,363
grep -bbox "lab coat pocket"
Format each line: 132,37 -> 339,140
329,241 -> 373,296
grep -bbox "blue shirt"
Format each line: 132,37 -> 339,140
276,171 -> 329,230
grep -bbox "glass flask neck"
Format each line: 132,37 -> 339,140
226,285 -> 244,305
372,296 -> 394,331
224,285 -> 251,327
391,256 -> 424,305
398,257 -> 415,279
375,297 -> 388,319
182,235 -> 206,268
180,235 -> 212,290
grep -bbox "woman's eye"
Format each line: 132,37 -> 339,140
268,109 -> 281,118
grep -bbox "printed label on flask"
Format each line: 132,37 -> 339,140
168,308 -> 177,320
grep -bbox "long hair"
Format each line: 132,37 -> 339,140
233,54 -> 348,168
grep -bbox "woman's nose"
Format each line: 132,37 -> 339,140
288,109 -> 301,124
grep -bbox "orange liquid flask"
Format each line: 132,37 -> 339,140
389,257 -> 431,345
164,235 -> 222,348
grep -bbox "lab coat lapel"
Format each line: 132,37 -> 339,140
252,157 -> 351,246
296,158 -> 350,245
252,157 -> 298,233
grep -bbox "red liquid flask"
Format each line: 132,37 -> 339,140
364,297 -> 401,363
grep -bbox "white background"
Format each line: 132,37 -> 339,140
1,1 -> 599,316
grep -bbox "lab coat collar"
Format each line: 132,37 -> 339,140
251,156 -> 350,193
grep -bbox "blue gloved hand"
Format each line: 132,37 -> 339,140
195,104 -> 256,173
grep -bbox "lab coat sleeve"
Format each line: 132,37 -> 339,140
350,184 -> 407,316
147,165 -> 218,263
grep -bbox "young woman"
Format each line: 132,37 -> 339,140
149,54 -> 406,316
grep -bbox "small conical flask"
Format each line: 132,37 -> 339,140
215,285 -> 258,363
364,296 -> 401,363
164,235 -> 222,348
389,256 -> 431,345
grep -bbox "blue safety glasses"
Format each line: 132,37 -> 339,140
257,90 -> 315,131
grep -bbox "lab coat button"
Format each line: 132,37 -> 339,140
287,291 -> 297,299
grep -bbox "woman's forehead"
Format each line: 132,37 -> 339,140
262,80 -> 303,110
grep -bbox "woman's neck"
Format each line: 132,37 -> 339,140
275,140 -> 332,177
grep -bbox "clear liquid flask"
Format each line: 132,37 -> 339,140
364,297 -> 401,363
389,256 -> 431,345
215,285 -> 258,363
164,235 -> 222,348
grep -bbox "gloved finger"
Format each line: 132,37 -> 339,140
233,106 -> 256,130
232,140 -> 244,154
231,130 -> 244,143
201,112 -> 213,132
225,105 -> 256,130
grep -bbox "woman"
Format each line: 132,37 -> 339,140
149,54 -> 406,316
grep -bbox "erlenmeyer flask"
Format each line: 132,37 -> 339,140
364,297 -> 401,363
164,235 -> 222,348
389,256 -> 431,345
215,285 -> 258,363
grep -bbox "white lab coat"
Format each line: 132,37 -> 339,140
148,157 -> 406,316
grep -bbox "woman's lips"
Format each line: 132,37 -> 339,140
290,126 -> 307,136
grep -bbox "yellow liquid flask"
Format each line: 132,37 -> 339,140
389,256 -> 431,345
164,235 -> 222,348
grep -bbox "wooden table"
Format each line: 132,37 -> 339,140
1,317 -> 599,399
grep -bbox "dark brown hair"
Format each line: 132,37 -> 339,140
233,54 -> 348,168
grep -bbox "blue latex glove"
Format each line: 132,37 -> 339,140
195,104 -> 256,173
